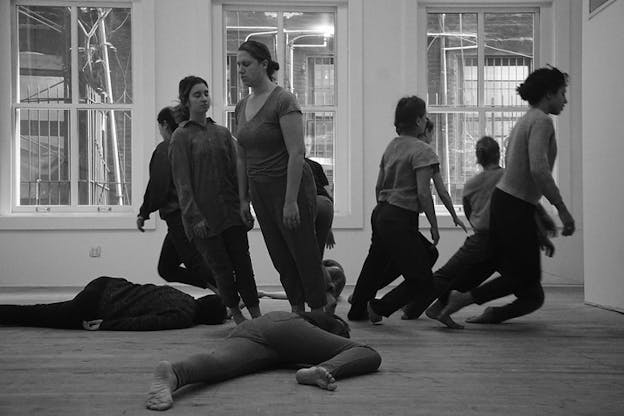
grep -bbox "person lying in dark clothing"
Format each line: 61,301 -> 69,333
0,276 -> 226,331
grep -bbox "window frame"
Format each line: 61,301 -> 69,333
416,3 -> 545,215
0,0 -> 155,229
211,0 -> 364,229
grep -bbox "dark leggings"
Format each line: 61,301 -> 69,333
470,189 -> 544,320
349,203 -> 433,318
249,166 -> 327,309
158,213 -> 216,289
193,225 -> 259,309
0,276 -> 110,329
172,311 -> 381,387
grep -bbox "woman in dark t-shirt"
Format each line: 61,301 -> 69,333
233,40 -> 327,313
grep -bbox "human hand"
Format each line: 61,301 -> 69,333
82,319 -> 103,331
283,201 -> 300,230
454,217 -> 468,233
192,220 -> 209,239
240,201 -> 255,231
540,238 -> 555,257
325,230 -> 336,249
430,227 -> 440,245
136,216 -> 145,232
558,207 -> 575,236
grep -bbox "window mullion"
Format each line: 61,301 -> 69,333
477,10 -> 485,110
70,5 -> 79,208
276,12 -> 285,88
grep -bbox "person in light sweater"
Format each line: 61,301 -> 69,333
438,66 -> 576,323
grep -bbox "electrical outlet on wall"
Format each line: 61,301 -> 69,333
89,246 -> 101,257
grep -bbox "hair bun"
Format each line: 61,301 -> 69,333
269,61 -> 280,72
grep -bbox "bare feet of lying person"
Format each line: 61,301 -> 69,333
425,299 -> 464,329
296,366 -> 337,391
146,361 -> 178,411
466,306 -> 502,324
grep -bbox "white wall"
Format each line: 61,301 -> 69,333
582,0 -> 624,312
0,0 -> 584,288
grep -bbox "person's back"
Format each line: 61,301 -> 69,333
497,108 -> 562,207
462,167 -> 504,232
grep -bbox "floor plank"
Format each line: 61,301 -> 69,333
0,286 -> 622,415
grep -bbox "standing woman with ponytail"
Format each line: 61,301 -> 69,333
440,66 -> 575,322
233,40 -> 326,313
170,76 -> 261,324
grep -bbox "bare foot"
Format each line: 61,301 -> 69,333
367,301 -> 382,324
425,299 -> 464,329
146,361 -> 177,411
438,290 -> 473,320
291,304 -> 305,313
466,307 -> 501,324
296,366 -> 337,391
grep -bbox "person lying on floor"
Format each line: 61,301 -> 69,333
0,276 -> 226,331
146,310 -> 381,411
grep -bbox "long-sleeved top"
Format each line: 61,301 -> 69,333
138,139 -> 179,220
97,277 -> 198,331
169,118 -> 243,239
497,108 -> 564,207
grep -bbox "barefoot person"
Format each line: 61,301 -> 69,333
170,76 -> 261,324
348,96 -> 458,324
145,311 -> 381,411
438,66 -> 575,324
401,136 -> 557,328
233,40 -> 327,313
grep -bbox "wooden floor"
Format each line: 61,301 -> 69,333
1,286 -> 623,416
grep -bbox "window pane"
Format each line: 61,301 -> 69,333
18,108 -> 70,205
225,10 -> 278,106
428,112 -> 479,205
283,12 -> 335,105
78,7 -> 132,104
303,111 -> 334,191
18,6 -> 71,104
484,13 -> 534,106
78,109 -> 132,205
427,13 -> 478,106
485,111 -> 525,166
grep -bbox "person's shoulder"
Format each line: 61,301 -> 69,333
273,86 -> 298,103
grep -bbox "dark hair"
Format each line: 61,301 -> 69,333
516,66 -> 568,105
424,117 -> 434,133
238,40 -> 280,80
174,75 -> 208,121
394,96 -> 427,135
298,311 -> 351,338
475,136 -> 500,167
156,107 -> 178,133
194,295 -> 227,325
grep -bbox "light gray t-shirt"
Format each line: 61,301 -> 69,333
376,136 -> 439,212
497,107 -> 563,207
462,167 -> 504,232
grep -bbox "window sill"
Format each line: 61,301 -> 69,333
0,213 -> 157,231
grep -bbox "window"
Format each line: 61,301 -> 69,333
424,8 -> 538,207
13,3 -> 133,211
224,9 -> 337,191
